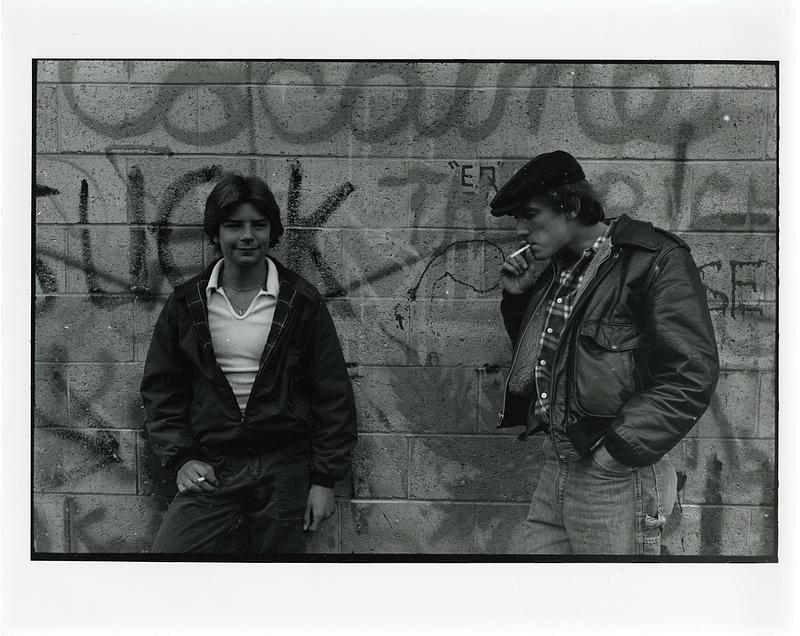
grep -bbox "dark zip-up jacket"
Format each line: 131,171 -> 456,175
499,214 -> 719,467
140,258 -> 357,488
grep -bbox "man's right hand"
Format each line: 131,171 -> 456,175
176,460 -> 220,493
500,244 -> 538,295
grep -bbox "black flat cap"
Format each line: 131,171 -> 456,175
489,150 -> 585,216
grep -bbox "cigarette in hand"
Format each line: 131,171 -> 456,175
508,244 -> 531,259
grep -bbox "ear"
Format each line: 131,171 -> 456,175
211,235 -> 220,245
564,198 -> 581,220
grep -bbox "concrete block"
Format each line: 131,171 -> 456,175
33,494 -> 69,553
34,428 -> 138,494
341,502 -> 474,553
69,363 -> 146,429
748,508 -> 776,556
126,60 -> 249,83
709,304 -> 776,370
252,85 -> 342,157
661,504 -> 750,556
343,229 -> 494,299
351,366 -> 477,433
137,431 -> 178,497
696,372 -> 760,438
344,86 -> 415,158
34,364 -> 68,428
197,85 -> 256,153
689,161 -> 776,231
328,299 -> 410,365
129,156 -> 262,224
686,232 -> 776,305
47,60 -> 130,83
583,159 -> 692,230
478,87 -> 620,159
67,494 -> 169,553
272,228 -> 345,298
36,155 -> 129,224
35,296 -> 135,362
306,507 -> 340,553
268,157 -> 407,229
758,373 -> 776,438
412,87 -> 480,158
352,434 -> 408,498
36,60 -> 59,83
406,160 -> 513,231
766,92 -> 776,159
249,61 -> 353,86
65,226 -> 205,294
409,299 -> 512,367
621,90 -> 766,159
37,85 -> 58,152
35,227 -> 65,294
59,85 -> 197,153
692,64 -> 776,88
475,503 -> 530,554
476,366 -> 520,435
670,438 -> 775,506
566,63 -> 692,87
409,436 -> 543,502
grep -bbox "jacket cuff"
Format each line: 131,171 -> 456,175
310,471 -> 336,488
602,430 -> 640,467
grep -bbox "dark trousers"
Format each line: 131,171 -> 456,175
151,446 -> 311,554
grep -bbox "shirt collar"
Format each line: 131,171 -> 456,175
205,257 -> 279,300
554,220 -> 615,270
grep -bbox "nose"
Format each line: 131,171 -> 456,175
514,218 -> 528,238
241,223 -> 254,240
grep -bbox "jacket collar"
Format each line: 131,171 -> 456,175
173,256 -> 308,370
607,214 -> 660,251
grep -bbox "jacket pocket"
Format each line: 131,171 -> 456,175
572,321 -> 642,418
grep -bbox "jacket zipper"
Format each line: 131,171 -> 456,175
497,265 -> 556,426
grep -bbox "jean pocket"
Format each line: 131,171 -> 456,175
275,467 -> 310,521
591,444 -> 634,476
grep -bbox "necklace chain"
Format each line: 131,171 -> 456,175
221,265 -> 267,315
224,281 -> 262,292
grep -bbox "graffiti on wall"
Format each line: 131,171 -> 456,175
35,61 -> 776,553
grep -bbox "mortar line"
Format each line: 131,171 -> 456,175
33,150 -> 780,164
36,80 -> 777,92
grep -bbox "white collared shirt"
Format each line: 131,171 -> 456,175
205,258 -> 280,413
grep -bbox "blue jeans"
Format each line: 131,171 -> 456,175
523,436 -> 677,555
151,446 -> 310,554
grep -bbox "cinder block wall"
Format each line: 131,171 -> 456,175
34,61 -> 776,555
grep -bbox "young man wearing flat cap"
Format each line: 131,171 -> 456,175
492,150 -> 719,555
141,173 -> 357,553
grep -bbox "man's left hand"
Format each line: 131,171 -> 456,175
303,484 -> 336,532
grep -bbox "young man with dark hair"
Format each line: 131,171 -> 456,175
493,150 -> 719,555
141,173 -> 357,553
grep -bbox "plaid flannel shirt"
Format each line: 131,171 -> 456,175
532,229 -> 611,427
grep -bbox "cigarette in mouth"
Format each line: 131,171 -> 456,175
508,244 -> 531,259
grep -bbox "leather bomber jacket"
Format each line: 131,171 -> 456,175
498,214 -> 720,467
140,257 -> 358,488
